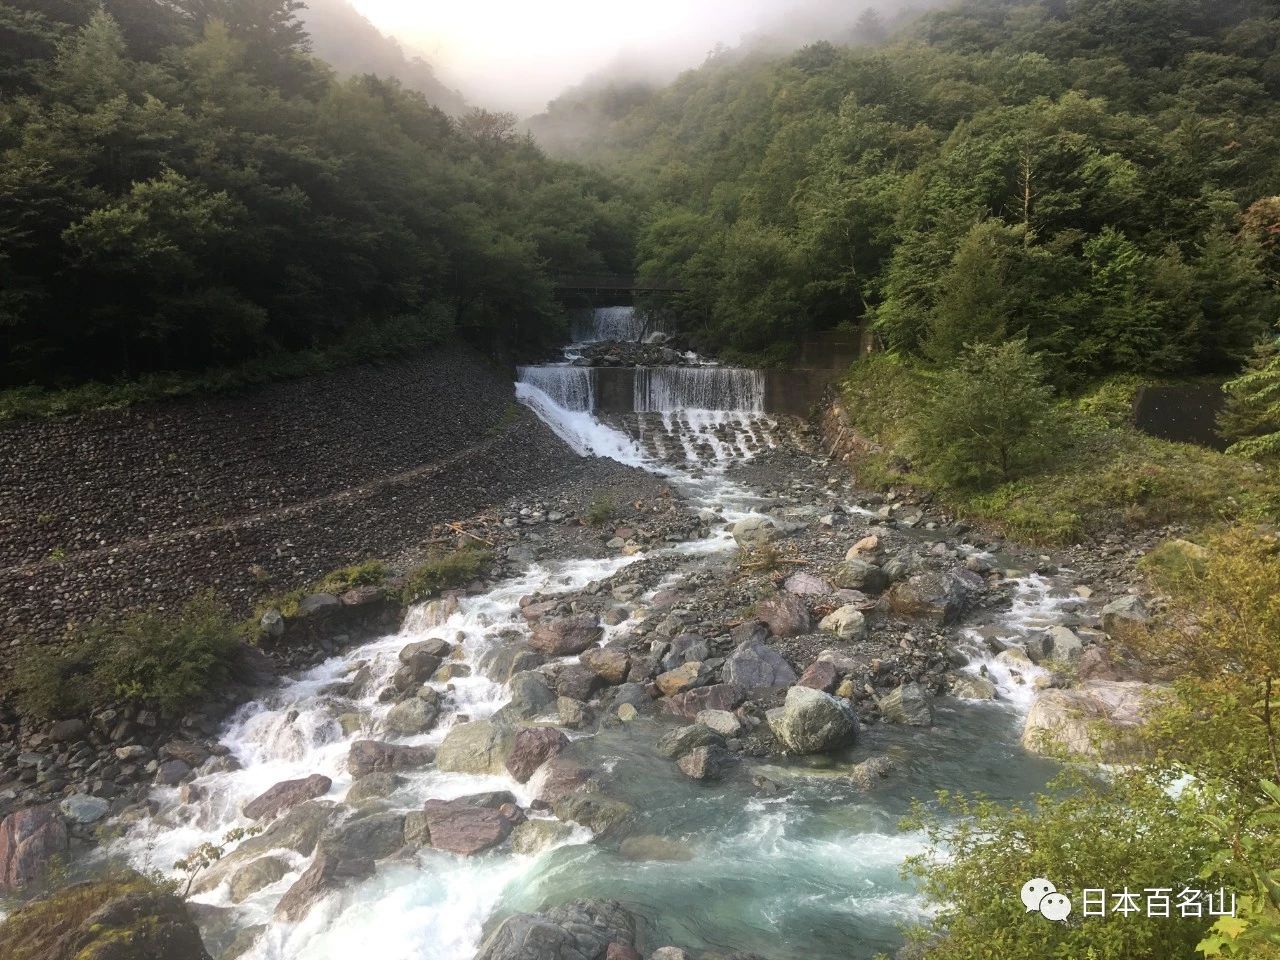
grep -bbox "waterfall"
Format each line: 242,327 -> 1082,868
514,366 -> 594,411
572,306 -> 649,343
513,381 -> 647,466
633,367 -> 765,412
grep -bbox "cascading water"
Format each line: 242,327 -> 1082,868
572,305 -> 651,343
514,365 -> 595,411
633,366 -> 764,413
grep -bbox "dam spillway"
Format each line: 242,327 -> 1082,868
514,364 -> 822,416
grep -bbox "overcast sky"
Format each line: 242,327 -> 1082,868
348,0 -> 874,114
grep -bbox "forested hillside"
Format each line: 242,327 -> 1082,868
534,0 -> 1280,377
0,0 -> 635,390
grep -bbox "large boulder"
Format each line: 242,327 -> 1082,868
499,671 -> 558,721
243,774 -> 333,821
1028,626 -> 1085,665
418,798 -> 516,856
436,719 -> 515,775
878,682 -> 934,727
581,647 -> 631,685
193,802 -> 338,894
348,740 -> 435,777
660,634 -> 710,671
510,818 -> 576,855
400,637 -> 453,664
553,663 -> 604,701
475,899 -> 637,960
480,643 -> 546,683
229,856 -> 290,903
393,655 -> 441,691
529,614 -> 603,656
655,661 -> 709,697
505,727 -> 569,783
695,709 -> 742,737
275,853 -> 374,922
29,885 -> 212,960
657,724 -> 724,761
551,792 -> 633,837
755,595 -> 811,637
662,683 -> 742,721
1101,595 -> 1150,642
836,558 -> 888,593
731,516 -> 776,549
797,660 -> 839,693
535,756 -> 596,805
677,745 -> 731,781
1023,680 -> 1165,760
0,805 -> 68,892
887,569 -> 983,625
950,673 -> 998,700
818,605 -> 867,641
385,691 -> 443,736
723,639 -> 797,689
768,686 -> 859,755
784,572 -> 831,596
320,812 -> 406,862
347,772 -> 405,804
60,794 -> 111,825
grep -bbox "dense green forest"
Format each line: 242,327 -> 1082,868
6,0 -> 1280,403
534,0 -> 1280,380
0,0 -> 634,388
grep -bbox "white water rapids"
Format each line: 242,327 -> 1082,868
104,308 -> 1080,960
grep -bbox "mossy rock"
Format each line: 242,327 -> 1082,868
0,875 -> 211,960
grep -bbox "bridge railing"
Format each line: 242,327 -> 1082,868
553,274 -> 686,292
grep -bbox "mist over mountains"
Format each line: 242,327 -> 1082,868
301,0 -> 468,113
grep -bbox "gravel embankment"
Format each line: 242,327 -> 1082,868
0,347 -> 661,643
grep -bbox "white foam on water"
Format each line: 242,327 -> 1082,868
633,367 -> 765,412
955,574 -> 1079,710
572,305 -> 650,343
514,382 -> 647,465
514,366 -> 595,411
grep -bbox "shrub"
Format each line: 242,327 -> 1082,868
401,546 -> 491,603
907,339 -> 1055,491
902,770 -> 1221,960
6,593 -> 245,720
585,495 -> 616,527
837,355 -> 1280,544
1221,340 -> 1280,462
905,532 -> 1280,960
1132,528 -> 1280,791
9,647 -> 95,720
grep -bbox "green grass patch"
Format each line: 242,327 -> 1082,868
315,560 -> 388,594
253,559 -> 390,620
401,546 -> 492,604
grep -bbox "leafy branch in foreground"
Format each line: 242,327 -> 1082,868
173,825 -> 263,899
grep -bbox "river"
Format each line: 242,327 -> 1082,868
108,307 -> 1069,960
